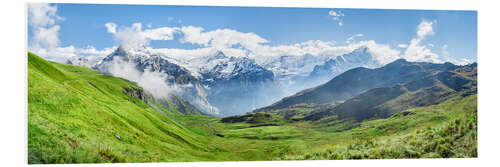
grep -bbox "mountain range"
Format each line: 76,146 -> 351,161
66,46 -> 398,116
252,58 -> 477,122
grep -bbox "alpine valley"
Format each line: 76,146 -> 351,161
28,45 -> 477,163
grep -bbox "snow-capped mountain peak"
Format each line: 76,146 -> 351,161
309,46 -> 380,79
65,45 -> 387,116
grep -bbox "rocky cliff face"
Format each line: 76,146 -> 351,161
123,87 -> 147,102
95,46 -> 219,115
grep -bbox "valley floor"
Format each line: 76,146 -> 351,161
181,94 -> 477,160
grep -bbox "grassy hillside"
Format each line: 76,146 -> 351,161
28,52 -> 477,163
215,94 -> 477,160
285,94 -> 477,159
304,63 -> 476,122
28,52 -> 216,163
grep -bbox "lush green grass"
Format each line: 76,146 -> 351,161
282,94 -> 477,160
28,52 -> 218,163
205,94 -> 477,160
28,52 -> 477,163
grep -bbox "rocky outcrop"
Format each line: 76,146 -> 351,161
123,87 -> 147,102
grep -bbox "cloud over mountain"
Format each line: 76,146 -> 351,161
103,22 -> 405,67
28,4 -> 470,68
402,20 -> 441,63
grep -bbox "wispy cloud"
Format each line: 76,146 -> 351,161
101,57 -> 181,99
328,10 -> 344,27
105,22 -> 179,48
441,44 -> 449,58
397,44 -> 408,48
346,34 -> 364,43
105,22 -> 117,34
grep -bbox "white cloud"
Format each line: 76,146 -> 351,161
32,46 -> 76,63
107,22 -> 401,66
28,3 -> 64,61
397,44 -> 408,48
103,57 -> 181,99
179,26 -> 269,50
417,20 -> 435,40
346,33 -> 364,43
77,46 -> 116,57
168,17 -> 174,22
107,22 -> 179,48
178,26 -> 211,46
350,40 -> 400,65
105,22 -> 117,34
402,20 -> 442,63
102,21 -> 400,67
144,27 -> 178,40
31,25 -> 60,49
27,3 -> 62,28
28,3 -> 115,63
31,45 -> 116,63
28,3 -> 61,50
29,6 -> 467,68
328,10 -> 344,27
398,20 -> 469,64
112,23 -> 148,47
328,10 -> 343,17
403,38 -> 441,63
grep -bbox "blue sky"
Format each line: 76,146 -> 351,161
28,3 -> 477,64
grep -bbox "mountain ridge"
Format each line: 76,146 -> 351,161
64,46 -> 424,116
255,59 -> 470,113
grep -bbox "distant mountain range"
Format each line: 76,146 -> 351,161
255,58 -> 477,122
66,46 -> 403,116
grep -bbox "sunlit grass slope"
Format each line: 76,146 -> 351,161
281,94 -> 477,159
27,52 -> 216,163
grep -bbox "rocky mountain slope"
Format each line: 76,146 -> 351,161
256,59 -> 462,112
303,62 -> 477,121
67,46 -> 388,115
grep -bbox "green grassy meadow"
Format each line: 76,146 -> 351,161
27,52 -> 477,163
